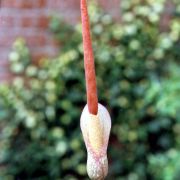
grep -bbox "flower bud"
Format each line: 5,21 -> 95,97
80,103 -> 111,179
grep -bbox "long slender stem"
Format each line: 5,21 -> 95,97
81,0 -> 98,115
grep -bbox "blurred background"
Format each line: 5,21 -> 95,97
0,0 -> 180,179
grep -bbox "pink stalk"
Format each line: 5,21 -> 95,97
81,0 -> 98,115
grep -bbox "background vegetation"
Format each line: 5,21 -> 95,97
0,0 -> 180,179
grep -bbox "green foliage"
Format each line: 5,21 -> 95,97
148,149 -> 180,180
0,0 -> 180,179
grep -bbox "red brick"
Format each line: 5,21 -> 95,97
46,38 -> 60,47
0,57 -> 9,66
20,0 -> 46,8
0,63 -> 9,72
99,0 -> 121,19
17,0 -> 35,9
0,16 -> 14,27
1,0 -> 46,8
1,0 -> 17,8
17,0 -> 46,9
30,45 -> 59,63
0,72 -> 12,82
36,16 -> 49,28
19,15 -> 49,28
36,0 -> 46,8
0,35 -> 15,47
46,0 -> 79,9
20,17 -> 35,27
25,35 -> 47,46
0,62 -> 10,71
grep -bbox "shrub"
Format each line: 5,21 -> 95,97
0,0 -> 180,179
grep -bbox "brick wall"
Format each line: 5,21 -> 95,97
0,0 -> 121,82
0,0 -> 172,82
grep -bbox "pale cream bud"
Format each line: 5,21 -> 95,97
80,103 -> 111,180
